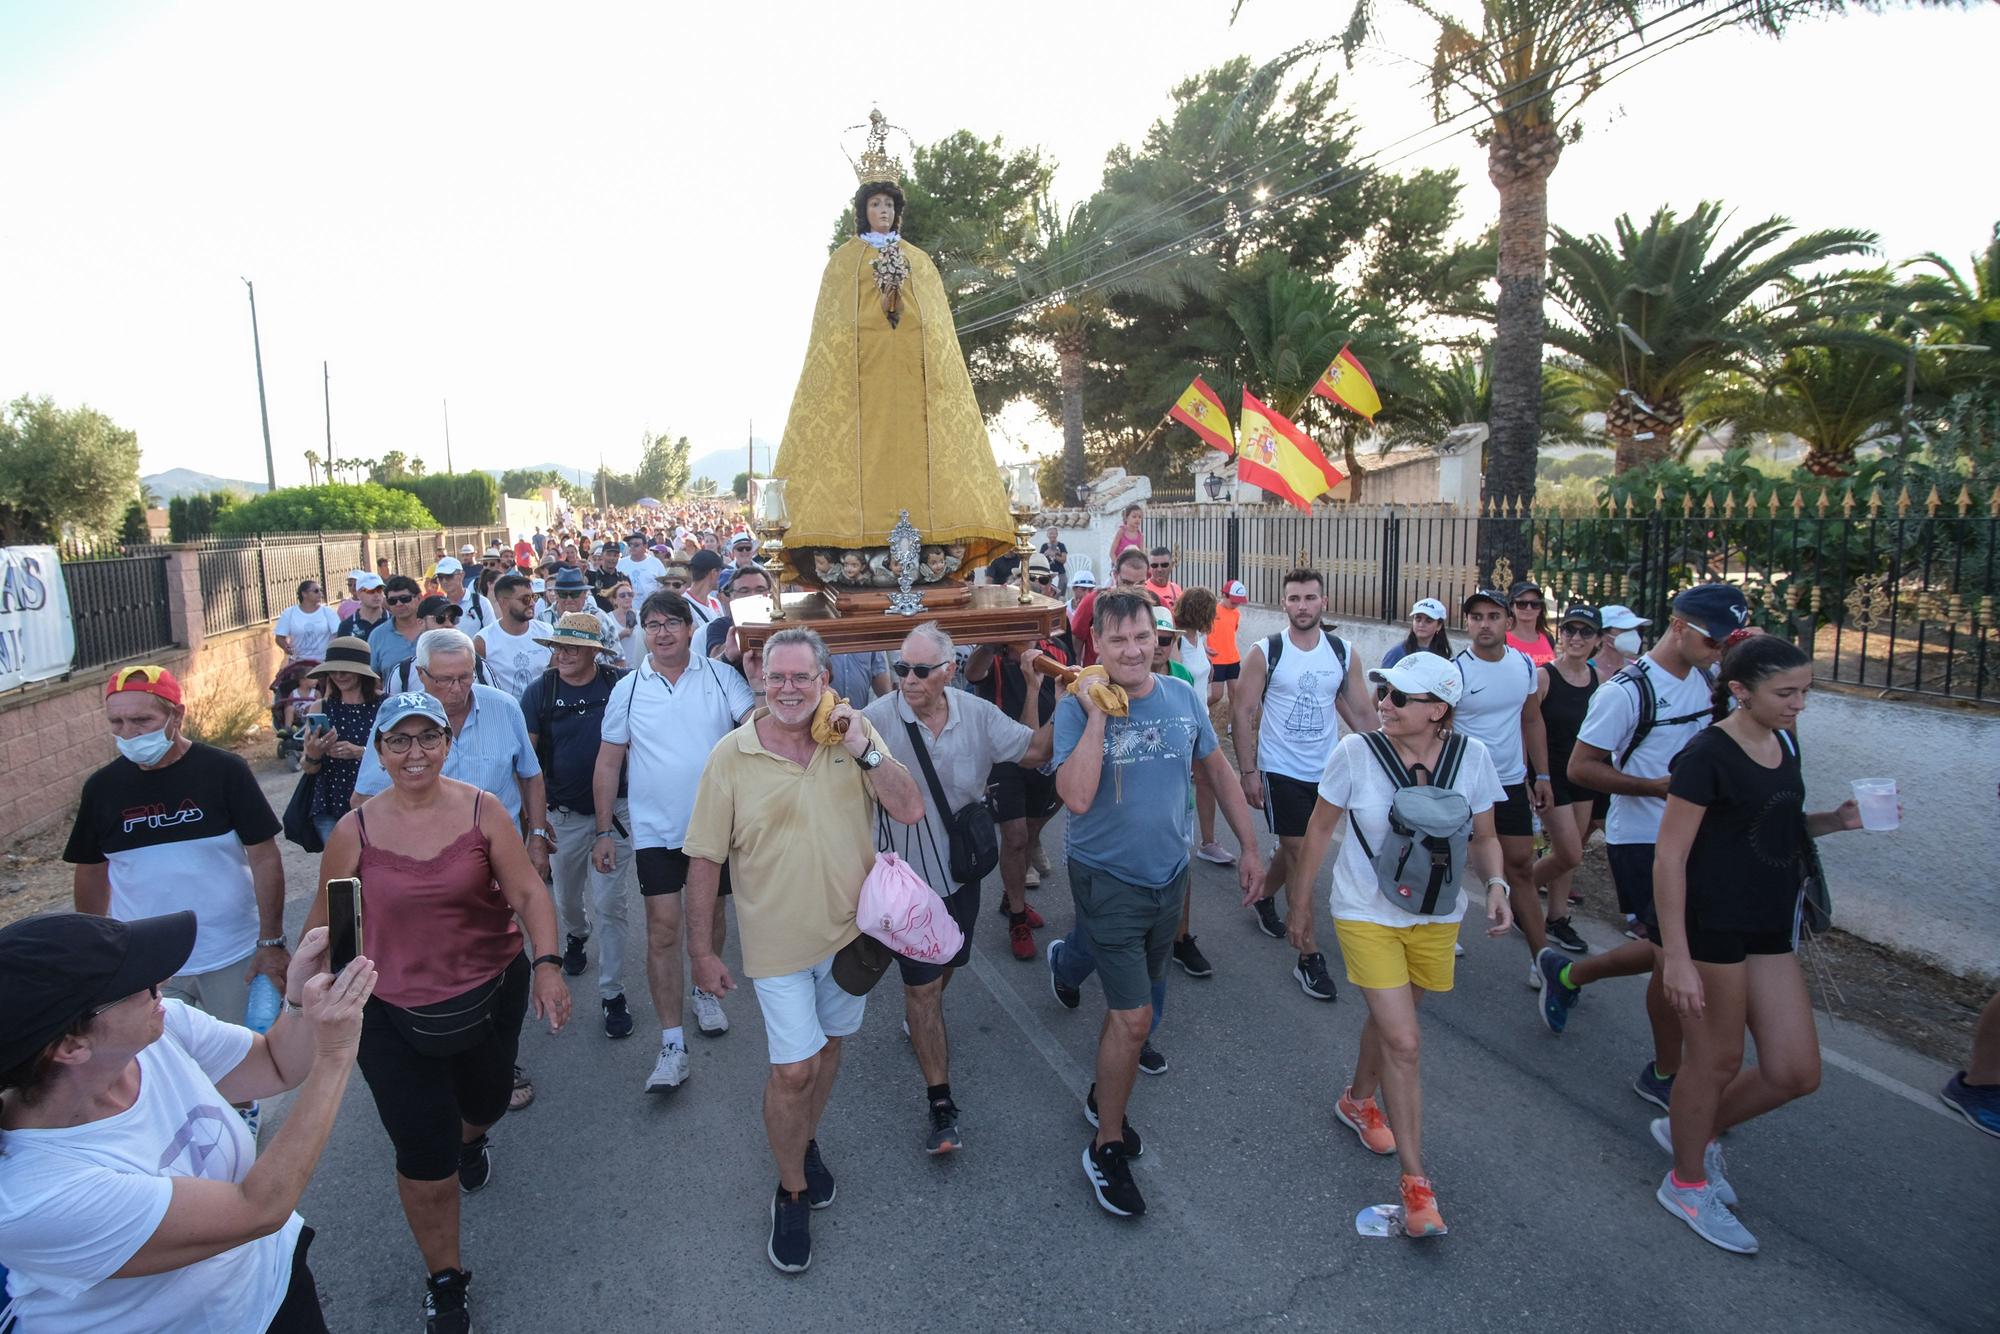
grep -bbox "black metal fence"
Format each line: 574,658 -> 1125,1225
57,553 -> 176,671
188,529 -> 505,635
1147,491 -> 2000,705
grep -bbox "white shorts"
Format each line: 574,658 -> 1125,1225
751,952 -> 867,1065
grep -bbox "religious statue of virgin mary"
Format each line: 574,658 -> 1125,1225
771,108 -> 1012,588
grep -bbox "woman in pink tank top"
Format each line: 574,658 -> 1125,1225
306,691 -> 570,1329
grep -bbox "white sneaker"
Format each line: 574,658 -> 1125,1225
645,1042 -> 690,1092
1528,961 -> 1544,990
691,987 -> 730,1035
1024,864 -> 1042,889
1029,843 -> 1051,876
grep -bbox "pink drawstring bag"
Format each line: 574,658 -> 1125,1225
857,853 -> 963,964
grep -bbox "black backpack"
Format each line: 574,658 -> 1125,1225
530,664 -> 627,781
1611,658 -> 1716,769
1259,628 -> 1350,706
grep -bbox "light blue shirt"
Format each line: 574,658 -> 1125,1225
354,683 -> 541,820
1052,673 -> 1216,887
367,618 -> 423,679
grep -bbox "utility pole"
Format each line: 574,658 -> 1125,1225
242,278 -> 275,490
747,419 -> 754,487
443,399 -> 453,474
323,361 -> 333,461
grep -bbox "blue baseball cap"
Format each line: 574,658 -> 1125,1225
374,691 -> 449,736
1671,583 -> 1750,641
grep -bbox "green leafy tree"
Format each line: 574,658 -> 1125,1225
689,476 -> 719,498
633,431 -> 692,499
168,491 -> 237,542
0,395 -> 143,543
118,499 -> 151,545
1541,202 -> 1875,469
731,471 -> 751,499
1378,350 -> 1597,454
370,451 -> 412,483
214,483 -> 437,535
384,472 -> 499,525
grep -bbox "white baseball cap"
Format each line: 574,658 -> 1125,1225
1599,604 -> 1651,630
1409,597 -> 1449,621
1224,579 -> 1248,602
458,543 -> 477,556
1366,652 -> 1465,706
433,556 -> 464,575
354,572 -> 384,591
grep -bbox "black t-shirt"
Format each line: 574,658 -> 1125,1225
585,566 -> 622,612
1039,540 -> 1068,571
976,638 -> 1070,726
519,667 -> 627,812
64,742 -> 282,864
335,611 -> 384,641
1667,726 -> 1806,934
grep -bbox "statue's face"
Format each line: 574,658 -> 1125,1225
813,553 -> 837,579
924,547 -> 949,576
866,192 -> 898,233
841,552 -> 867,580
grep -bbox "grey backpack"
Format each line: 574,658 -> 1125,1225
1349,732 -> 1473,918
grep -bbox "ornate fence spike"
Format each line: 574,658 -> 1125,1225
1866,486 -> 1883,518
1895,485 -> 1912,518
1840,487 -> 1856,518
1653,484 -> 1667,507
1925,485 -> 1943,517
1989,486 -> 2000,519
1816,488 -> 1831,517
1702,492 -> 1717,519
1790,488 -> 1805,517
1767,490 -> 1782,519
1958,484 -> 1976,516
1722,490 -> 1737,518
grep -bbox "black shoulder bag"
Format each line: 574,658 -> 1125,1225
904,720 -> 1000,885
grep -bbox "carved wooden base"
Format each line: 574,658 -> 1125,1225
813,581 -> 971,615
732,585 -> 1067,655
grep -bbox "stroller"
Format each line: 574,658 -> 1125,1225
270,658 -> 319,771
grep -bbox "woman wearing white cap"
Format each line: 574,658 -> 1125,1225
1381,598 -> 1453,669
1595,606 -> 1649,676
1281,650 -> 1512,1238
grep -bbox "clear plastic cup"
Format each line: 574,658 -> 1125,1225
1851,778 -> 1899,832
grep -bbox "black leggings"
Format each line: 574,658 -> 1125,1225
263,1226 -> 328,1333
357,955 -> 529,1180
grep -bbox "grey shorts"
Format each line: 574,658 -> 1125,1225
1068,859 -> 1186,1012
163,954 -> 254,1025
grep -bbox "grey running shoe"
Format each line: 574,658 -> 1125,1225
1650,1116 -> 1735,1206
926,1100 -> 963,1155
1656,1171 -> 1757,1254
1634,1061 -> 1677,1110
1546,916 -> 1588,953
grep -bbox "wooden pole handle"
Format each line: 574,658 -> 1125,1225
1031,656 -> 1082,685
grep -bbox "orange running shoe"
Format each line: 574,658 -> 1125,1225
1334,1090 -> 1396,1155
1400,1174 -> 1447,1238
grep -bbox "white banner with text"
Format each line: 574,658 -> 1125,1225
1,546 -> 77,690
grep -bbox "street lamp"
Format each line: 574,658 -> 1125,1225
1203,471 -> 1230,502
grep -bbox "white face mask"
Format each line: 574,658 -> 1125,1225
115,725 -> 174,766
1613,629 -> 1641,656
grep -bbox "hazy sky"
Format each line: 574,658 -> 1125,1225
3,1 -> 1992,486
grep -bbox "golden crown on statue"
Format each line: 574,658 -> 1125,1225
847,107 -> 908,184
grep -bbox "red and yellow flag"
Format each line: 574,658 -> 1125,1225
1169,375 -> 1235,454
1312,344 -> 1382,422
1236,391 -> 1344,511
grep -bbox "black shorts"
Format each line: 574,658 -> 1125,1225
637,846 -> 732,898
1262,771 -> 1319,838
356,954 -> 529,1181
264,1226 -> 329,1333
1210,662 -> 1241,683
1683,919 -> 1794,966
1592,789 -> 1610,822
1493,781 -> 1534,838
898,880 -> 980,986
989,761 -> 1061,823
1607,842 -> 1657,923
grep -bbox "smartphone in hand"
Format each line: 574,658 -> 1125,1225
325,877 -> 363,972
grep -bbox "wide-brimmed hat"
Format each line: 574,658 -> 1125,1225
0,911 -> 196,1071
535,612 -> 608,650
305,637 -> 379,679
550,567 -> 590,593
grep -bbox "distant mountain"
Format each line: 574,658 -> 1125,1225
690,440 -> 775,488
143,468 -> 269,501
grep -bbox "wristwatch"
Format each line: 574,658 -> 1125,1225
532,953 -> 564,970
257,935 -> 288,949
528,828 -> 551,843
1484,876 -> 1509,893
857,746 -> 885,771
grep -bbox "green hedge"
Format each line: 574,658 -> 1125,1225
385,473 -> 498,525
213,483 -> 436,535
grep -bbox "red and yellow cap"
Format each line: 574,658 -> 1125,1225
105,664 -> 183,707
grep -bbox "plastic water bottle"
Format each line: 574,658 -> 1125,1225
245,975 -> 282,1034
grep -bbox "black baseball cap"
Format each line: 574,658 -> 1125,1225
1671,583 -> 1750,641
1462,588 -> 1509,613
0,911 -> 195,1070
688,550 -> 725,577
1509,580 -> 1546,602
1559,604 -> 1602,630
417,595 -> 461,621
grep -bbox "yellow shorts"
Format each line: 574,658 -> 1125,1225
1334,918 -> 1459,993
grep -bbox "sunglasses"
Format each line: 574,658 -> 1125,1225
1513,599 -> 1544,610
892,661 -> 946,679
386,594 -> 415,605
1559,623 -> 1598,637
1374,683 -> 1439,708
87,981 -> 160,1019
1148,561 -> 1172,570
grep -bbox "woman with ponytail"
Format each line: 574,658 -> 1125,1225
1648,635 -> 1869,1254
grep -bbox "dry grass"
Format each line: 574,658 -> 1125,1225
182,674 -> 270,749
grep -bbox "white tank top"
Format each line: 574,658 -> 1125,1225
1256,629 -> 1348,781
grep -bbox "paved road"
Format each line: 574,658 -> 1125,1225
253,771 -> 1999,1333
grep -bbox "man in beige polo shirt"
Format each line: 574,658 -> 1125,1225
683,627 -> 925,1275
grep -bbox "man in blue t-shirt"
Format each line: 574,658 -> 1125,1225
1046,590 -> 1265,1220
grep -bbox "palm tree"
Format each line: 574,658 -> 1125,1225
1379,349 -> 1596,454
303,449 -> 320,485
409,457 -> 428,479
1705,331 -> 1907,476
1541,202 -> 1875,469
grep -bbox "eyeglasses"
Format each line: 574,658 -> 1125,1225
87,982 -> 160,1019
417,670 -> 473,688
1559,623 -> 1598,637
1030,574 -> 1055,584
892,661 -> 945,679
381,727 -> 449,754
386,594 -> 415,605
1375,683 -> 1438,708
763,672 -> 821,689
301,586 -> 321,594
643,619 -> 687,634
1513,599 -> 1544,610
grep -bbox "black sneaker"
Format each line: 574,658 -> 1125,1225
1138,1042 -> 1168,1076
1047,938 -> 1081,1010
1252,897 -> 1284,939
767,1187 -> 812,1273
423,1267 -> 472,1334
457,1135 -> 492,1194
561,933 -> 588,977
1293,951 -> 1337,1002
1546,916 -> 1589,954
802,1138 -> 835,1209
1081,1140 -> 1146,1217
1082,1082 -> 1144,1158
1172,935 -> 1214,978
925,1099 -> 963,1155
602,993 -> 633,1039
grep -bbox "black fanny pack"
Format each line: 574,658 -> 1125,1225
383,955 -> 522,1058
905,720 -> 1000,885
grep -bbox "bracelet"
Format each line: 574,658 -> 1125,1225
532,953 -> 564,970
257,935 -> 288,949
1484,877 -> 1509,892
1534,773 -> 1550,782
595,829 -> 613,838
283,997 -> 305,1014
528,827 -> 551,842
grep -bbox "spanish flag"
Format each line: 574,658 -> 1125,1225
1169,376 -> 1235,454
1237,391 -> 1344,511
1313,344 -> 1382,422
